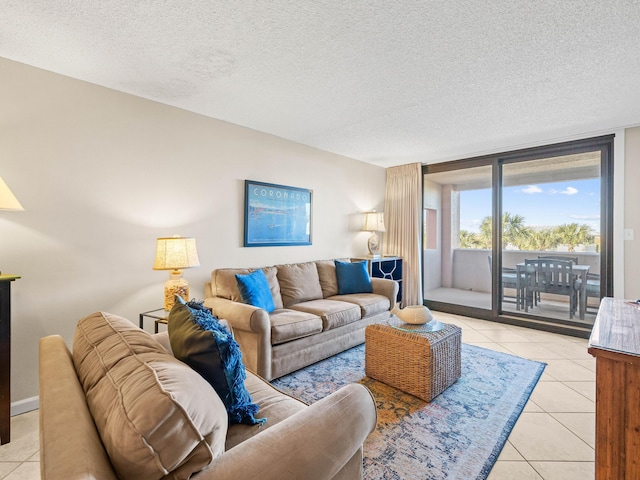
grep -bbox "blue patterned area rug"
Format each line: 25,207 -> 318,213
271,343 -> 545,480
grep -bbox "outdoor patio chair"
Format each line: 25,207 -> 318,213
585,272 -> 601,314
538,255 -> 578,264
524,258 -> 582,319
535,256 -> 578,303
487,255 -> 526,309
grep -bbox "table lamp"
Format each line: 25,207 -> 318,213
0,177 -> 23,212
153,236 -> 200,310
363,211 -> 386,257
0,177 -> 24,275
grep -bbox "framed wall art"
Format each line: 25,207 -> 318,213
244,180 -> 312,247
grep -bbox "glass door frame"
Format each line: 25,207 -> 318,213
423,135 -> 614,337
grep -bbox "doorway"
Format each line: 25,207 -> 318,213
422,136 -> 613,336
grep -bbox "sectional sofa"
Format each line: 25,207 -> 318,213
204,259 -> 399,380
39,311 -> 377,479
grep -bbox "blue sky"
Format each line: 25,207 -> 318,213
460,178 -> 601,234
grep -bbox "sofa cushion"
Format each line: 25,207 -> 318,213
263,266 -> 284,310
226,370 -> 306,449
213,267 -> 251,301
213,267 -> 283,309
169,299 -> 266,425
328,293 -> 391,317
269,309 -> 324,345
277,261 -> 324,307
289,299 -> 362,331
335,260 -> 373,294
72,312 -> 227,480
235,269 -> 276,313
316,259 -> 340,298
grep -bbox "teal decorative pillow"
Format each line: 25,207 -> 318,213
168,298 -> 266,425
335,260 -> 373,295
235,270 -> 276,313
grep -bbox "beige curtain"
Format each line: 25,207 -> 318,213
384,163 -> 423,307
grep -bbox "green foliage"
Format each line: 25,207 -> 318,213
459,213 -> 595,252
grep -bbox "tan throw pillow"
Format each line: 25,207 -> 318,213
277,261 -> 324,307
316,260 -> 340,298
262,266 -> 284,309
212,268 -> 252,301
72,312 -> 228,480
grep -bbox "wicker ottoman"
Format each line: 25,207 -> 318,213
365,322 -> 462,402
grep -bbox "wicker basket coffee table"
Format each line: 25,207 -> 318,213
365,319 -> 462,402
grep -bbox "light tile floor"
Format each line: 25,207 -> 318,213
0,312 -> 595,479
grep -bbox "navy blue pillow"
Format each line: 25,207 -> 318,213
168,298 -> 266,425
335,260 -> 373,295
235,270 -> 275,313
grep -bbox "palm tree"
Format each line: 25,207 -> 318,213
475,212 -> 527,249
502,212 -> 529,249
459,230 -> 481,248
458,214 -> 595,252
477,216 -> 493,249
553,223 -> 594,251
520,228 -> 557,251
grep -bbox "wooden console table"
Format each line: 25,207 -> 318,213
0,274 -> 20,445
588,297 -> 640,480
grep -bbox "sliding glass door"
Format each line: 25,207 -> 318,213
422,136 -> 613,335
423,164 -> 493,311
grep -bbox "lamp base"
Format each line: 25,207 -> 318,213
164,271 -> 189,311
367,231 -> 381,256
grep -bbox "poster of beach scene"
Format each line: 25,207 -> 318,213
244,180 -> 312,246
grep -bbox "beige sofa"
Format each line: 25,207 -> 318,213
204,259 -> 399,380
39,311 -> 377,480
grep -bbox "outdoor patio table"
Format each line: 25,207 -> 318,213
516,262 -> 589,320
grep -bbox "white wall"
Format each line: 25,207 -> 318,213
0,58 -> 386,408
624,127 -> 640,299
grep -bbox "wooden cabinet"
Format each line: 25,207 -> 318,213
0,274 -> 20,445
352,256 -> 402,302
588,297 -> 640,480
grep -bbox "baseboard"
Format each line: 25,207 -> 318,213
11,396 -> 39,416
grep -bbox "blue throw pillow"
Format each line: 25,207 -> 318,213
235,270 -> 275,313
335,260 -> 373,295
168,297 -> 266,425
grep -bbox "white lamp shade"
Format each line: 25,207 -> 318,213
153,236 -> 200,271
363,212 -> 386,232
0,177 -> 24,211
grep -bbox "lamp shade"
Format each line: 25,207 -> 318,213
153,236 -> 200,272
363,212 -> 386,232
0,177 -> 24,211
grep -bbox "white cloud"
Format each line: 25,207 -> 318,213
560,186 -> 578,195
522,185 -> 542,194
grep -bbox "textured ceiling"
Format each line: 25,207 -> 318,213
2,1 -> 640,167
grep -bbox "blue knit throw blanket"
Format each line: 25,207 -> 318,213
186,300 -> 266,425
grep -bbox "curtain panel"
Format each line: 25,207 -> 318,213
384,162 -> 423,306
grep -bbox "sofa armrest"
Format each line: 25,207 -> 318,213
371,277 -> 399,310
204,297 -> 270,334
193,383 -> 377,480
204,296 -> 273,378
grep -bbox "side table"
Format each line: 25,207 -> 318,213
352,256 -> 403,302
139,308 -> 170,333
